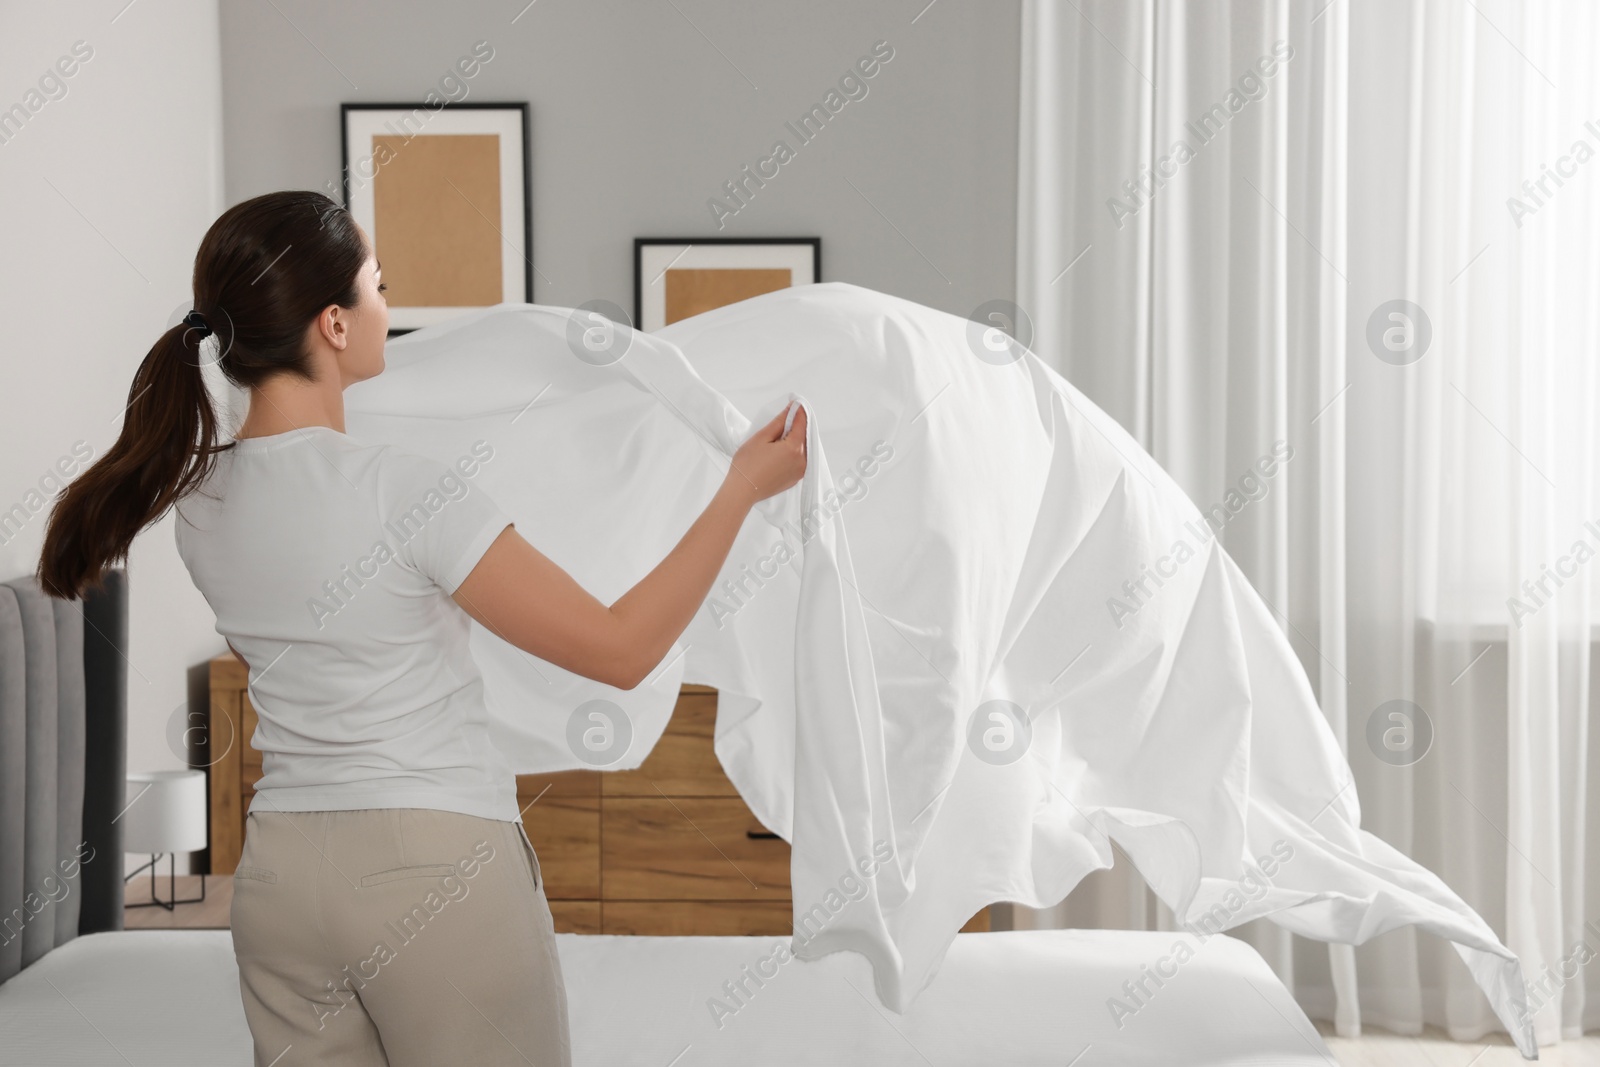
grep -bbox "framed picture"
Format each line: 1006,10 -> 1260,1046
634,237 -> 821,332
341,102 -> 531,334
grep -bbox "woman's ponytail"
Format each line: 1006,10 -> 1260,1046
36,189 -> 370,599
38,322 -> 224,598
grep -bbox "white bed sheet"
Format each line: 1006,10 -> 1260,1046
0,929 -> 1335,1065
340,284 -> 1535,1056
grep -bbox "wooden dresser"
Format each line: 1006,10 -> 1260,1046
206,652 -> 988,935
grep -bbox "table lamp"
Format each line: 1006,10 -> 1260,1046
123,769 -> 208,910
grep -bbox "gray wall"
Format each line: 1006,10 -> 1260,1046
219,0 -> 1021,320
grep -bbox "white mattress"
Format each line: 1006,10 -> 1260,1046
0,928 -> 1333,1065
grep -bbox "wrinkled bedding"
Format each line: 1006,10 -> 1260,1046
344,282 -> 1536,1057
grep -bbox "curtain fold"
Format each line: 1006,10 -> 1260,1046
1014,0 -> 1599,1048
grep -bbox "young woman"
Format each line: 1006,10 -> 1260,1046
37,189 -> 807,1066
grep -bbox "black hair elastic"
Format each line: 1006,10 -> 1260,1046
182,309 -> 213,339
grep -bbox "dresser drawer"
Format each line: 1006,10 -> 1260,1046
550,901 -> 602,934
239,691 -> 262,793
603,901 -> 792,935
602,798 -> 789,900
602,686 -> 739,797
516,770 -> 600,798
518,792 -> 600,901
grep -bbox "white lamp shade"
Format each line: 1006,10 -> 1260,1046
123,770 -> 208,854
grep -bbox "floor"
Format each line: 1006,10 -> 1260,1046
121,882 -> 1600,1064
1315,1021 -> 1600,1066
122,872 -> 230,929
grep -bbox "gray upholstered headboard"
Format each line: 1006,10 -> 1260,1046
0,570 -> 127,984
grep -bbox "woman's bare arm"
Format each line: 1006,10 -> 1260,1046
451,404 -> 807,689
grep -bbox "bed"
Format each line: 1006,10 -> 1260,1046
0,569 -> 1337,1063
0,927 -> 1335,1065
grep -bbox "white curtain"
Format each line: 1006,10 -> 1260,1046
1014,0 -> 1599,1049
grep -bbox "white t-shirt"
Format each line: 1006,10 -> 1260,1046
175,425 -> 520,823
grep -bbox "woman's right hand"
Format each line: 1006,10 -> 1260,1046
455,399 -> 809,691
726,402 -> 808,506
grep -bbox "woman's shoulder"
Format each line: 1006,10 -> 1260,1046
364,437 -> 497,489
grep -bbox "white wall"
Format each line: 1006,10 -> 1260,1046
0,0 -> 227,870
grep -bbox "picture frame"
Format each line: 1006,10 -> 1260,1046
340,102 -> 531,335
634,237 -> 821,332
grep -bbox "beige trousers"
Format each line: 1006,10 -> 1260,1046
230,807 -> 570,1067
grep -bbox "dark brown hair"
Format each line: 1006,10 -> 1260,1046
38,190 -> 370,599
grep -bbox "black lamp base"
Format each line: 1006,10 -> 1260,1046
124,852 -> 207,911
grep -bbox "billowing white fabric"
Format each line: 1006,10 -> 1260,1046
344,282 -> 1536,1057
